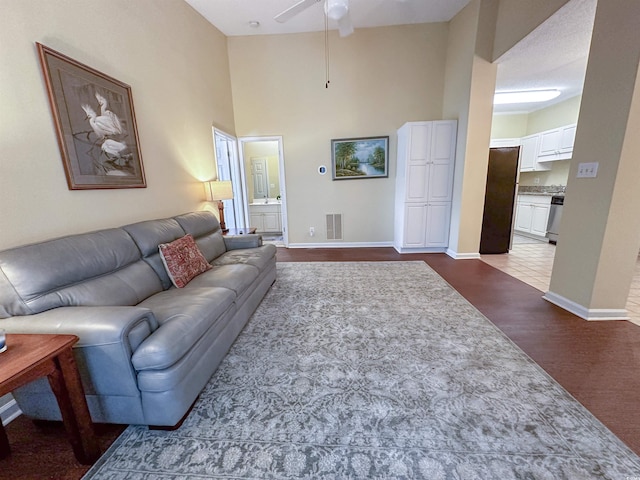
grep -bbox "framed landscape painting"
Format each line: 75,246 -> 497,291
37,43 -> 146,189
331,136 -> 389,180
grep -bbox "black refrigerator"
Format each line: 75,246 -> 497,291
479,147 -> 520,254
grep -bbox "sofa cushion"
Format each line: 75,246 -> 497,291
185,264 -> 259,295
159,235 -> 212,288
123,218 -> 186,290
174,211 -> 226,262
0,229 -> 162,317
173,211 -> 220,238
132,287 -> 235,370
212,244 -> 277,273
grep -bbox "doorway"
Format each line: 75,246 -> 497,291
238,136 -> 288,246
213,128 -> 243,230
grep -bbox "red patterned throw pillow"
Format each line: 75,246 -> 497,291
158,234 -> 212,288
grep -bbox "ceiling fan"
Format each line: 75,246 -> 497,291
275,0 -> 355,37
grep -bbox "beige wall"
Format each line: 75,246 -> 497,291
526,95 -> 581,134
519,162 -> 571,187
490,113 -> 528,138
549,0 -> 640,313
0,0 -> 235,250
228,24 -> 449,244
443,0 -> 498,257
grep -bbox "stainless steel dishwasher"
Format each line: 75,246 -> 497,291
546,195 -> 564,244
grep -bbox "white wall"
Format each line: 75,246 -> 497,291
0,0 -> 235,250
227,24 -> 449,245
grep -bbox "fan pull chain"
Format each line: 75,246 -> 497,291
325,7 -> 330,88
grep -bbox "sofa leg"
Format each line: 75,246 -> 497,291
148,397 -> 198,431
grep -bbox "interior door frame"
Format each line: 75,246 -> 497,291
213,128 -> 245,230
238,136 -> 288,247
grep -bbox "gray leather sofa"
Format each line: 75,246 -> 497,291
0,211 -> 276,427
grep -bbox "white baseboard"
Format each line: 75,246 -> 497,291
1,396 -> 22,426
446,249 -> 481,260
543,291 -> 630,321
393,246 -> 447,254
287,241 -> 394,249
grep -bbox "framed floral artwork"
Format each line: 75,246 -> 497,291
37,43 -> 146,189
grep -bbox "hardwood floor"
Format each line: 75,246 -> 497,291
2,248 -> 639,478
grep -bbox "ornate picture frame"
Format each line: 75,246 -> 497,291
37,43 -> 146,189
331,136 -> 389,180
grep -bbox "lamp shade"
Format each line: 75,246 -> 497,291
205,180 -> 233,202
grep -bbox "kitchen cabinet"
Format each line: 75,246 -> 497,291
494,122 -> 576,172
514,195 -> 551,239
394,120 -> 457,252
519,135 -> 551,172
537,124 -> 577,162
249,204 -> 281,233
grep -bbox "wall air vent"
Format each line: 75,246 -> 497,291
326,214 -> 343,241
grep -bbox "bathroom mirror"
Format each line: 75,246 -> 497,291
238,137 -> 287,246
242,140 -> 281,203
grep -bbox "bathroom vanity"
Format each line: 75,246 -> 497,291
249,200 -> 282,233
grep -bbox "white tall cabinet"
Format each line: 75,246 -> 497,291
394,120 -> 457,253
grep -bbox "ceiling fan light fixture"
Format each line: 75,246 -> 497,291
326,0 -> 349,21
494,89 -> 561,105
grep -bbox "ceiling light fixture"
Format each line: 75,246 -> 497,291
248,20 -> 260,28
326,0 -> 348,20
494,89 -> 561,105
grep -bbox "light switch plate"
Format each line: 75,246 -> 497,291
577,162 -> 599,178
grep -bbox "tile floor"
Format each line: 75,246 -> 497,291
480,235 -> 640,327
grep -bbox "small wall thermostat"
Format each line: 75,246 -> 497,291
318,165 -> 327,175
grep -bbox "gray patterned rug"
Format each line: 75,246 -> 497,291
84,261 -> 640,479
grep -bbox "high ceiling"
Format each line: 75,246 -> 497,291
184,0 -> 471,36
184,0 -> 596,114
493,0 -> 595,114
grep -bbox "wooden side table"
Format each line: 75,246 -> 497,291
0,334 -> 100,464
223,227 -> 257,236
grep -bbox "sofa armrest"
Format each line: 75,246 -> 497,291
223,234 -> 263,250
0,306 -> 158,396
0,306 -> 158,350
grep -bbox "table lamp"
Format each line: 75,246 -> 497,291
205,180 -> 233,233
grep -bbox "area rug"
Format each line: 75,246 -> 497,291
84,261 -> 640,479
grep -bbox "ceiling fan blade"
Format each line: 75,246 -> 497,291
337,13 -> 354,37
274,0 -> 322,23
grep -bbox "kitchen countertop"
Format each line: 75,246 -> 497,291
518,186 -> 566,196
249,201 -> 282,206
